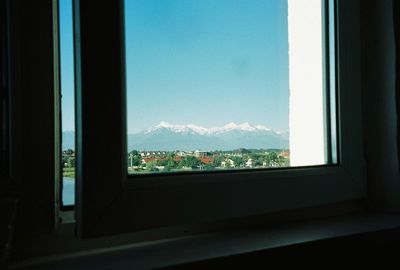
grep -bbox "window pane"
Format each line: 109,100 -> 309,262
125,0 -> 333,174
60,0 -> 75,206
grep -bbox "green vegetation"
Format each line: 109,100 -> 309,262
128,149 -> 290,174
62,149 -> 75,178
179,156 -> 200,169
63,148 -> 290,176
63,167 -> 75,178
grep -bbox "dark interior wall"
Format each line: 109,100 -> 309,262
395,0 -> 400,164
7,0 -> 56,239
1,1 -> 57,264
361,0 -> 400,211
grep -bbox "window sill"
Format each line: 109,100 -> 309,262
12,212 -> 400,269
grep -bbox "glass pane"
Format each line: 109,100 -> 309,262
60,0 -> 75,206
125,0 -> 334,174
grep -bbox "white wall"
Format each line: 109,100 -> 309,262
288,0 -> 326,166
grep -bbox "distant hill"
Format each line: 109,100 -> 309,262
62,130 -> 75,150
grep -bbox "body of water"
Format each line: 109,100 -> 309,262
63,177 -> 75,206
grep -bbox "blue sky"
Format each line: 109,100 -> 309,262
60,0 -> 75,132
60,0 -> 289,134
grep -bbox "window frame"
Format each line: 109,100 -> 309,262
1,0 -> 10,177
74,0 -> 365,238
2,0 -> 58,237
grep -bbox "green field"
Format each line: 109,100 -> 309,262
63,167 -> 75,178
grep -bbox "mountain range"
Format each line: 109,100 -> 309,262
62,122 -> 289,151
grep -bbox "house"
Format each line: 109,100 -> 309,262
194,150 -> 211,157
176,151 -> 187,157
262,161 -> 268,167
141,157 -> 162,164
278,150 -> 290,159
198,156 -> 214,165
173,156 -> 183,163
222,159 -> 235,168
246,158 -> 256,168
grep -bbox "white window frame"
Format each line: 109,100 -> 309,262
74,0 -> 365,238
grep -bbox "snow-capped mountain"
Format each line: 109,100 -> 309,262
128,122 -> 288,151
61,122 -> 289,151
144,121 -> 271,135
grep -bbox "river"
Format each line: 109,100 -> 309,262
63,177 -> 75,206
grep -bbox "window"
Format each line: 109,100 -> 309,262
59,0 -> 75,207
6,0 -> 400,265
125,0 -> 293,175
73,0 -> 365,238
125,0 -> 332,175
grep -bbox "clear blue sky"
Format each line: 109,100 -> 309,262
60,0 -> 289,134
60,0 -> 75,132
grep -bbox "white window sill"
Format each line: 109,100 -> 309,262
12,213 -> 400,270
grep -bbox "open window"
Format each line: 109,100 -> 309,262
59,0 -> 76,208
73,0 -> 365,238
